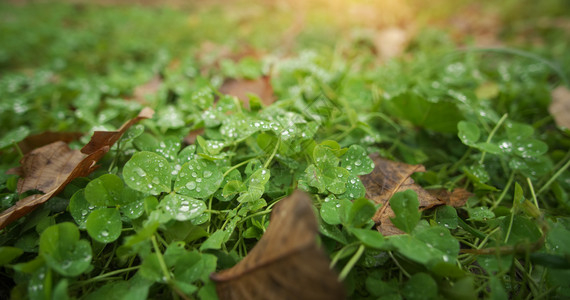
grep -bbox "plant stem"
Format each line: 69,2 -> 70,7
330,242 -> 360,268
537,153 -> 570,195
223,158 -> 256,177
151,235 -> 171,282
458,218 -> 487,240
72,266 -> 140,287
479,113 -> 508,164
388,251 -> 411,278
12,142 -> 24,159
339,244 -> 365,281
263,138 -> 280,169
492,171 -> 514,210
527,178 -> 539,208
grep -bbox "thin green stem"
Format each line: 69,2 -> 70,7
492,171 -> 514,210
12,142 -> 24,159
504,210 -> 515,243
339,244 -> 365,281
151,235 -> 171,282
72,266 -> 140,287
330,242 -> 360,268
450,148 -> 472,174
537,154 -> 570,195
479,113 -> 508,164
527,178 -> 539,208
263,138 -> 280,169
458,218 -> 487,240
223,158 -> 256,177
238,209 -> 272,224
388,251 -> 411,278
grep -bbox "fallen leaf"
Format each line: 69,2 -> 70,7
81,107 -> 154,155
1,142 -> 108,230
445,4 -> 502,47
211,190 -> 345,300
18,131 -> 83,154
219,76 -> 276,108
130,75 -> 162,104
428,188 -> 472,208
183,128 -> 204,145
373,26 -> 411,60
360,154 -> 444,236
549,85 -> 570,129
0,108 -> 154,230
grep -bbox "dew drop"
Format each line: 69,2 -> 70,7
203,170 -> 212,178
134,167 -> 146,177
186,181 -> 196,190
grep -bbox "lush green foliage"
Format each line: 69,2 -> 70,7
1,1 -> 570,299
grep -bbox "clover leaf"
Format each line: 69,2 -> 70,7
86,208 -> 122,243
157,193 -> 206,222
237,168 -> 270,203
85,174 -> 123,206
457,121 -> 480,146
0,126 -> 30,149
175,159 -> 223,199
39,222 -> 92,276
390,190 -> 421,233
124,151 -> 172,195
341,145 -> 375,175
69,189 -> 100,229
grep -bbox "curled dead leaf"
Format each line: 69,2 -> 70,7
360,154 -> 444,236
549,85 -> 570,129
0,142 -> 108,230
81,107 -> 154,155
211,190 -> 345,300
17,131 -> 83,154
0,108 -> 154,230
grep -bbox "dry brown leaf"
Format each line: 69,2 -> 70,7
211,190 -> 345,300
130,75 -> 162,104
360,154 -> 444,236
549,85 -> 570,129
373,26 -> 411,60
219,76 -> 276,108
446,4 -> 502,47
0,108 -> 154,230
18,131 -> 83,154
81,107 -> 154,155
183,128 -> 205,145
428,188 -> 472,208
0,142 -> 108,230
